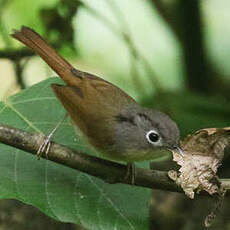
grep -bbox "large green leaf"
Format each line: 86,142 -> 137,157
0,77 -> 151,230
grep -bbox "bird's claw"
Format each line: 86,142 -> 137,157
37,134 -> 53,159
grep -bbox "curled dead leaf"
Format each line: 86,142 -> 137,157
169,127 -> 230,199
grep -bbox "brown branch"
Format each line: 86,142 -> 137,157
0,123 -> 230,195
0,123 -> 181,192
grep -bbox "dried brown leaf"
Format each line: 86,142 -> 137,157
168,128 -> 230,199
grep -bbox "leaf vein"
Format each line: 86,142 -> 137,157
87,175 -> 135,230
5,100 -> 42,133
11,97 -> 56,105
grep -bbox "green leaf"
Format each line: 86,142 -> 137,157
0,77 -> 150,230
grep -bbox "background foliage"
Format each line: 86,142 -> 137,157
1,0 -> 230,229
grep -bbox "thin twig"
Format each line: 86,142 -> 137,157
13,60 -> 26,89
0,48 -> 35,61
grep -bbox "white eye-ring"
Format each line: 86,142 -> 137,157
146,130 -> 161,144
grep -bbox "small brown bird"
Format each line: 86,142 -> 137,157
11,26 -> 180,168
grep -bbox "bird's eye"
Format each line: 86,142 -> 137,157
146,130 -> 160,144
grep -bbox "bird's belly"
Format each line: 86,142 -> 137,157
99,148 -> 171,163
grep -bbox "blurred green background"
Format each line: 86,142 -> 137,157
1,0 -> 230,229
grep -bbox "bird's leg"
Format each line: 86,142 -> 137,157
125,163 -> 136,185
37,113 -> 68,158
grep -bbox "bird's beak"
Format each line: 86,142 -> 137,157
168,145 -> 184,155
172,145 -> 184,155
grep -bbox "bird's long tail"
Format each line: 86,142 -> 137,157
11,26 -> 79,85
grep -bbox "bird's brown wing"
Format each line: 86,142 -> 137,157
51,76 -> 136,150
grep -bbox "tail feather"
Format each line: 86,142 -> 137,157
11,26 -> 75,84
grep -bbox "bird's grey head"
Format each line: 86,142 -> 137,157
113,105 -> 180,161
